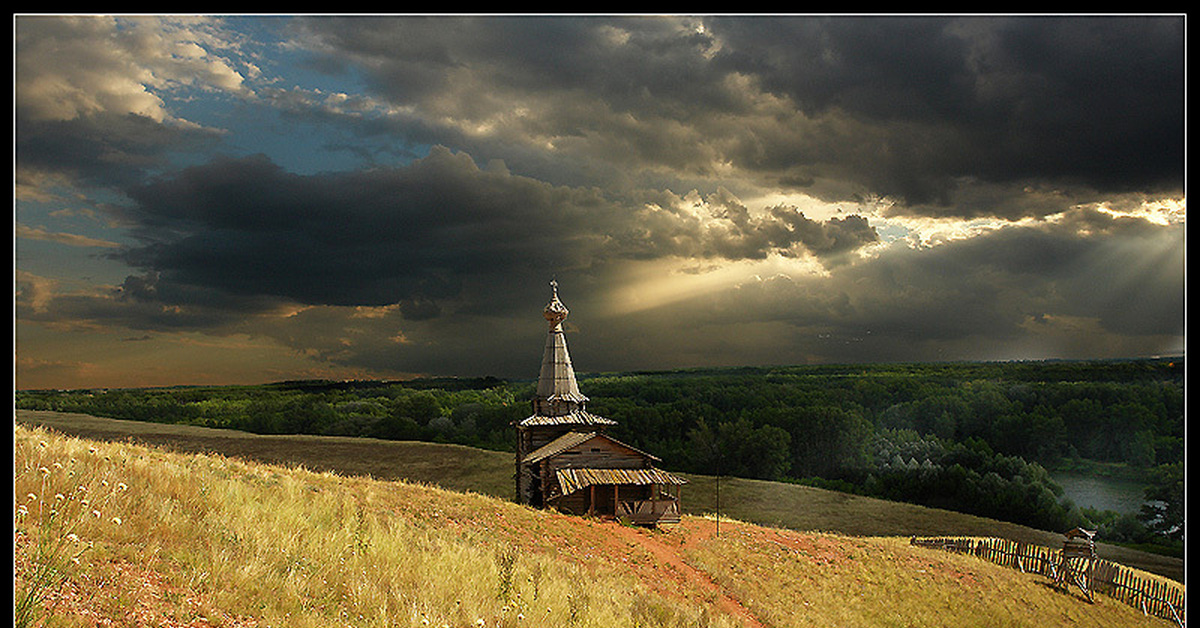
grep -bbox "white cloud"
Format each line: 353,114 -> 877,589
15,16 -> 251,124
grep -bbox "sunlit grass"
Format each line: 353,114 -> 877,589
14,423 -> 1179,628
14,424 -> 736,628
17,408 -> 1182,583
677,517 -> 1170,628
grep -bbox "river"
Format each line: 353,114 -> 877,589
1050,472 -> 1150,515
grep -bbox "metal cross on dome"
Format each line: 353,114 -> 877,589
543,278 -> 569,327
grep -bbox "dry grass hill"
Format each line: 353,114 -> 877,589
14,412 -> 1183,628
16,410 -> 1183,582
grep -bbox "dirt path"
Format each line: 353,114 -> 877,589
583,518 -> 766,628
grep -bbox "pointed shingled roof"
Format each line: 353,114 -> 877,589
533,280 -> 589,413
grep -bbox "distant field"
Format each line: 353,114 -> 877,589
16,409 -> 1183,583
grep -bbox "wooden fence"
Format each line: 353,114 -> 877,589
911,537 -> 1186,627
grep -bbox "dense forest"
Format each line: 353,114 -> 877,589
16,358 -> 1184,555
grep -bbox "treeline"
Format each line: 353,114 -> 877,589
585,360 -> 1183,475
17,378 -> 528,453
582,360 -> 1182,552
16,359 -> 1183,553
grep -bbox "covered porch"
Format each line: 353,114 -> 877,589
553,467 -> 687,525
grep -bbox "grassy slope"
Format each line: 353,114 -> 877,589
16,409 -> 1183,585
15,422 -> 1181,628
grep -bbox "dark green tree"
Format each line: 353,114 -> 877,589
1139,462 -> 1184,541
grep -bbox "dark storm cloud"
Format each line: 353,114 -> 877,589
292,16 -> 730,118
113,149 -> 577,308
291,16 -> 1183,218
108,147 -> 877,319
706,16 -> 1185,209
16,111 -> 221,191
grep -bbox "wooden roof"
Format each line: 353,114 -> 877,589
555,468 -> 688,495
515,409 -> 618,429
523,431 -> 598,464
534,281 -> 589,407
536,325 -> 589,405
522,430 -> 660,464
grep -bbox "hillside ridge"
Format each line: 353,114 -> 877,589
16,420 -> 1181,628
15,409 -> 1182,584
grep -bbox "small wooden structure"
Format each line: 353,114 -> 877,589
1055,528 -> 1098,601
514,282 -> 686,525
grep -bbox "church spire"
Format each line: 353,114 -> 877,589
534,280 -> 588,415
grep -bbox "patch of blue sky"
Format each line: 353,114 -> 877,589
872,222 -> 912,244
175,95 -> 419,176
161,16 -> 428,176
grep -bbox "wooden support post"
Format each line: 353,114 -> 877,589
614,484 -> 619,516
589,485 -> 595,515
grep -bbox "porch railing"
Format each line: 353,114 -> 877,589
617,498 -> 681,525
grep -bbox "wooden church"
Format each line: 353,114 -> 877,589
514,281 -> 686,525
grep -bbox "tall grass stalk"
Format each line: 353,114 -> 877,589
13,424 -> 737,628
14,432 -> 128,627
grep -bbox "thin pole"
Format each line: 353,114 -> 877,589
716,446 -> 721,537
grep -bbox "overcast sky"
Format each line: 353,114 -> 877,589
15,15 -> 1186,389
